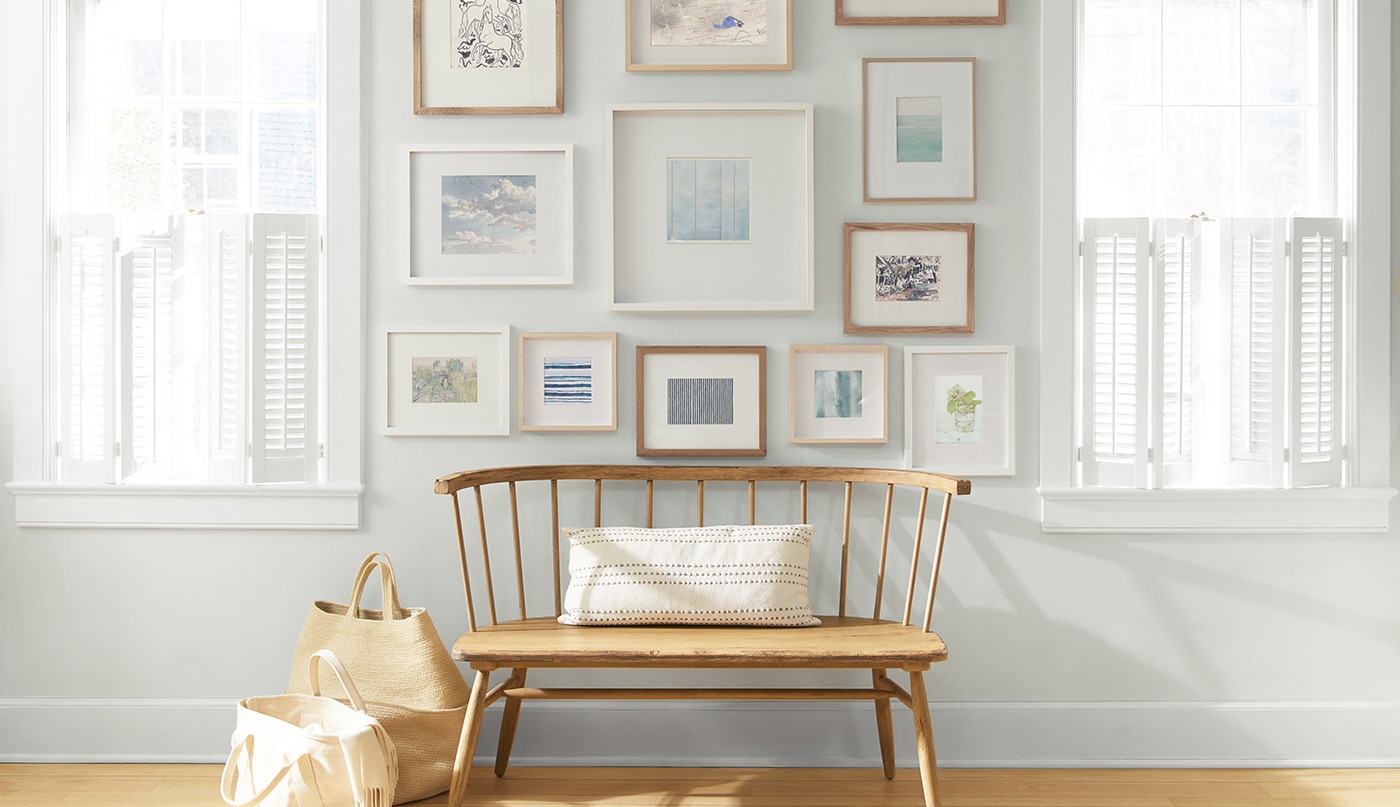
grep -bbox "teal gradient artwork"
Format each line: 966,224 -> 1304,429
896,96 -> 942,163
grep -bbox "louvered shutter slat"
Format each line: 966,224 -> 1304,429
206,214 -> 250,483
1223,218 -> 1287,487
119,216 -> 183,481
1153,218 -> 1198,487
58,214 -> 118,483
1289,218 -> 1343,487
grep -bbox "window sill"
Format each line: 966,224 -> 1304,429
1039,486 -> 1396,534
8,482 -> 363,530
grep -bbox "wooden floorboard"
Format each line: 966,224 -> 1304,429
0,764 -> 1397,806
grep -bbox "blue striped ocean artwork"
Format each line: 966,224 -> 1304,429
667,377 -> 735,425
896,96 -> 943,163
543,356 -> 593,404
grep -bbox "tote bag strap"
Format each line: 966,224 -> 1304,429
308,649 -> 368,712
347,552 -> 405,621
220,735 -> 315,807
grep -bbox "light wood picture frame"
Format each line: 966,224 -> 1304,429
519,332 -> 618,432
384,326 -> 510,436
905,345 -> 1014,476
413,0 -> 563,114
637,345 -> 767,457
863,57 -> 976,203
844,222 -> 974,334
836,0 -> 1006,26
607,103 -> 815,311
789,344 -> 888,444
407,145 -> 573,285
626,0 -> 793,72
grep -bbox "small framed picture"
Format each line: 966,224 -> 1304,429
845,222 -> 974,334
864,57 -> 976,203
384,326 -> 510,436
607,103 -> 815,311
625,0 -> 793,72
789,345 -> 888,444
905,345 -> 1014,476
407,146 -> 573,286
637,346 -> 767,457
413,0 -> 564,114
836,0 -> 1005,26
519,332 -> 618,432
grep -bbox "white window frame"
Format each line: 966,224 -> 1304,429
1038,0 -> 1394,533
4,0 -> 363,529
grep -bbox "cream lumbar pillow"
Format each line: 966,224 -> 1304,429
559,524 -> 821,627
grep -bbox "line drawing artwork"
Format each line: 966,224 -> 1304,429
441,174 -> 537,255
543,356 -> 592,404
934,374 -> 983,444
412,357 -> 479,403
667,158 -> 751,243
453,0 -> 524,68
896,96 -> 942,163
814,370 -> 863,419
875,254 -> 940,301
667,377 -> 735,425
649,0 -> 767,47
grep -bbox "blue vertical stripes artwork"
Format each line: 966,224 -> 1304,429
667,377 -> 735,425
543,356 -> 593,404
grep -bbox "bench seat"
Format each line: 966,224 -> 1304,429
451,616 -> 948,670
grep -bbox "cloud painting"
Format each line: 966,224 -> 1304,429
441,174 -> 537,254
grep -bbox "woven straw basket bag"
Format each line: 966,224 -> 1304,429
286,553 -> 470,804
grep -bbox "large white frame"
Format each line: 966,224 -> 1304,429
1036,0 -> 1394,533
6,0 -> 365,529
606,103 -> 815,312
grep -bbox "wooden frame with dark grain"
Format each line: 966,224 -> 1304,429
635,345 -> 768,458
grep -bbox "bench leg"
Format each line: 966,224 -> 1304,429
493,667 -> 529,777
447,668 -> 491,807
872,668 -> 896,779
907,670 -> 940,807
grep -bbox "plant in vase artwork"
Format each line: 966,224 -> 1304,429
934,374 -> 982,443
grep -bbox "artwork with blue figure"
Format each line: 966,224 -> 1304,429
814,370 -> 863,419
667,378 -> 735,425
412,357 -> 479,403
440,174 -> 537,255
667,158 -> 751,243
542,357 -> 593,404
453,0 -> 524,68
875,254 -> 940,302
649,0 -> 767,47
896,96 -> 943,163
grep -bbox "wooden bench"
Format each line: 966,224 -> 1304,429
433,465 -> 971,807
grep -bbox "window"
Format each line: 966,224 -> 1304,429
6,0 -> 363,528
1038,0 -> 1393,532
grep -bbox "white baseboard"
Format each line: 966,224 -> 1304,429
3,698 -> 1398,767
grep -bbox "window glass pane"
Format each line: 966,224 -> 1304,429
205,40 -> 241,96
1239,107 -> 1309,215
1079,108 -> 1161,218
1162,107 -> 1239,215
207,167 -> 239,209
206,109 -> 240,155
181,109 -> 203,151
102,106 -> 166,213
1081,0 -> 1161,106
1242,0 -> 1310,104
1163,0 -> 1241,106
256,109 -> 318,213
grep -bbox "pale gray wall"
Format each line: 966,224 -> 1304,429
1,1 -> 1397,766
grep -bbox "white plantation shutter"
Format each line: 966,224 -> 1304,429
119,217 -> 183,481
1081,218 -> 1150,488
205,214 -> 250,483
1153,218 -> 1199,487
1289,218 -> 1344,487
57,214 -> 118,483
1222,218 -> 1288,487
250,214 -> 318,484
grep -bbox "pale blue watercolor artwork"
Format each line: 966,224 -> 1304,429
667,377 -> 735,425
649,0 -> 768,47
441,174 -> 537,255
543,357 -> 592,405
814,370 -> 863,419
667,158 -> 750,243
896,96 -> 942,163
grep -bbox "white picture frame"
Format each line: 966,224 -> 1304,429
637,345 -> 767,457
413,0 -> 563,114
384,326 -> 510,436
607,103 -> 815,311
864,57 -> 977,203
905,345 -> 1014,476
789,344 -> 889,444
519,332 -> 618,432
626,0 -> 793,72
407,146 -> 573,286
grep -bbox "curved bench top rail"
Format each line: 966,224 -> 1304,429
435,464 -> 971,496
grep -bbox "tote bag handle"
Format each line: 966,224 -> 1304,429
347,552 -> 405,621
220,735 -> 313,807
308,649 -> 368,711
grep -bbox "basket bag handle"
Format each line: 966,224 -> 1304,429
347,552 -> 405,621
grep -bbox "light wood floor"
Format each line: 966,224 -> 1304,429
2,764 -> 1398,806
